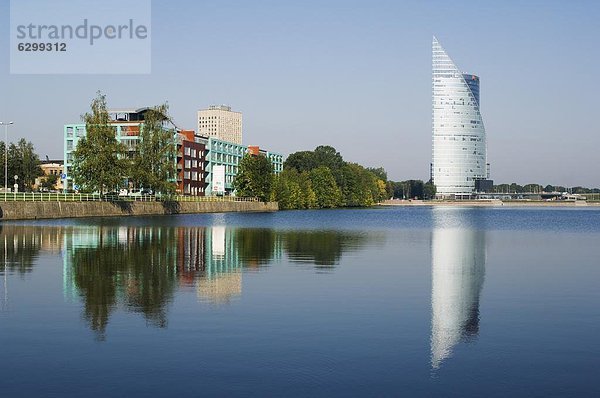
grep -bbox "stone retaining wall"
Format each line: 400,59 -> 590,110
0,201 -> 278,221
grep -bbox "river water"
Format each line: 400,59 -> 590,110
0,207 -> 598,397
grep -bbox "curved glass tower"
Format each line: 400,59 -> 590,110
432,37 -> 487,197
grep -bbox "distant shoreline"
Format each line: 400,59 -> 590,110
379,199 -> 599,207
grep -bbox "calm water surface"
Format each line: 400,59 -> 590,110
0,207 -> 598,397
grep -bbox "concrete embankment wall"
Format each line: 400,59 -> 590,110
0,201 -> 278,221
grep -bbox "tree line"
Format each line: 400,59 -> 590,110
491,183 -> 600,194
235,145 -> 391,209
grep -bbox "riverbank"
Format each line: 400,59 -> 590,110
0,200 -> 278,221
380,199 -> 598,207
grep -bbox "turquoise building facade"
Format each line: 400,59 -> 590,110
63,122 -> 144,191
203,137 -> 283,195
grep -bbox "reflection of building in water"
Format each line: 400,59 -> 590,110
197,226 -> 243,304
197,271 -> 242,304
430,211 -> 486,369
61,225 -> 250,309
176,227 -> 206,286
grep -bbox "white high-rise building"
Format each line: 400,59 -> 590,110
432,37 -> 488,198
197,105 -> 243,144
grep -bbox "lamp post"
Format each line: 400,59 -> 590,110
0,122 -> 14,192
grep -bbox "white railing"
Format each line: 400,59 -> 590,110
0,192 -> 259,203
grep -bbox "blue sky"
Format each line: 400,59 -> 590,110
1,0 -> 598,186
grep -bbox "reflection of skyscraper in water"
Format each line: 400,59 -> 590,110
430,209 -> 486,369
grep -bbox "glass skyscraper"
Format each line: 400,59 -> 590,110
432,37 -> 488,197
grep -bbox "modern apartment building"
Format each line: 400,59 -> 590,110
64,108 -> 193,193
248,145 -> 284,174
197,105 -> 243,145
432,37 -> 491,198
203,138 -> 283,195
203,137 -> 247,194
64,111 -> 146,191
176,130 -> 207,196
64,107 -> 283,197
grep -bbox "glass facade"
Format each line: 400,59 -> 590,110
432,37 -> 487,197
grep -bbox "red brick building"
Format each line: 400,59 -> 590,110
177,130 -> 207,195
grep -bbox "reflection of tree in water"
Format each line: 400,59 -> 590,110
282,230 -> 371,267
0,225 -> 63,276
234,228 -> 275,267
232,229 -> 376,268
71,227 -> 178,340
66,225 -> 380,338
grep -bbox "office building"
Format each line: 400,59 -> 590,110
432,37 -> 491,198
197,105 -> 243,145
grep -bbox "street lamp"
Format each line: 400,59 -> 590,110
0,121 -> 14,192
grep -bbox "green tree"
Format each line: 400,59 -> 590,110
509,183 -> 524,193
283,151 -> 317,173
40,174 -> 59,190
233,154 -> 274,201
271,169 -> 319,209
17,139 -> 43,191
309,166 -> 342,208
271,170 -> 294,209
401,180 -> 424,199
0,139 -> 43,191
72,92 -> 127,193
298,171 -> 318,208
423,181 -> 437,199
285,146 -> 345,185
366,167 -> 387,181
313,146 -> 344,174
130,104 -> 177,194
340,163 -> 377,207
523,183 -> 542,193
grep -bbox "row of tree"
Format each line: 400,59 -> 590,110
72,92 -> 176,194
234,145 -> 389,209
386,179 -> 436,200
491,183 -> 600,194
